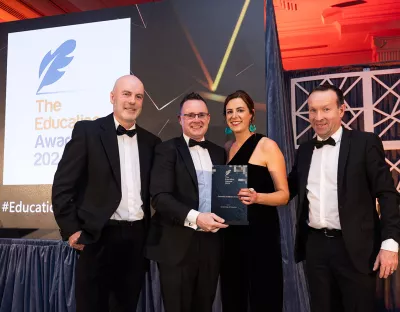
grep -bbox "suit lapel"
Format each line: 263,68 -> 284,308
297,141 -> 314,218
300,142 -> 314,194
136,125 -> 150,200
337,128 -> 350,201
177,136 -> 198,188
100,114 -> 121,190
207,144 -> 220,165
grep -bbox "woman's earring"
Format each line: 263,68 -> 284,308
249,124 -> 256,132
225,127 -> 233,135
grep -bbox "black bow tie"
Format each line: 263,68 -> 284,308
189,139 -> 209,149
116,125 -> 137,137
314,137 -> 336,149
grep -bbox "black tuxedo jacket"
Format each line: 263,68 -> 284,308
145,136 -> 226,265
288,128 -> 400,273
52,113 -> 161,244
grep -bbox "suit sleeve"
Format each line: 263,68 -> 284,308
52,121 -> 87,240
288,147 -> 300,201
150,143 -> 193,224
223,147 -> 227,164
365,134 -> 400,243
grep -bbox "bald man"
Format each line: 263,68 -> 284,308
52,75 -> 161,312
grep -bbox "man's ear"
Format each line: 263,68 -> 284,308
339,103 -> 346,116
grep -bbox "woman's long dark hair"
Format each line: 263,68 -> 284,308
223,90 -> 255,123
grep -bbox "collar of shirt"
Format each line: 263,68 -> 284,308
183,133 -> 205,147
113,115 -> 136,131
316,126 -> 343,144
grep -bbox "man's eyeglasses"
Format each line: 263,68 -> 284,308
180,113 -> 210,120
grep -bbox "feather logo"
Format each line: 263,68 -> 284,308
37,39 -> 76,94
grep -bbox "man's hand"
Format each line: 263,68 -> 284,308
373,249 -> 398,278
196,213 -> 228,232
68,231 -> 85,251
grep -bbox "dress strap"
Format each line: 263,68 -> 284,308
229,133 -> 264,164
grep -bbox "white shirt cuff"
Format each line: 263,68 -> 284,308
184,210 -> 200,230
381,239 -> 399,252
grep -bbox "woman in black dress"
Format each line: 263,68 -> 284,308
220,90 -> 289,311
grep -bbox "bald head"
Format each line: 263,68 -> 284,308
110,75 -> 145,129
113,75 -> 144,93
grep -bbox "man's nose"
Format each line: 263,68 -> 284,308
315,111 -> 323,120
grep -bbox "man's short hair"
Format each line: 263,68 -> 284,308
309,84 -> 345,107
179,92 -> 207,113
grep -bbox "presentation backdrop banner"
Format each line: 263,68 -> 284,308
4,19 -> 131,186
0,0 -> 265,234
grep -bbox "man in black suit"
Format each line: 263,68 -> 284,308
288,84 -> 400,312
52,75 -> 161,312
146,92 -> 228,312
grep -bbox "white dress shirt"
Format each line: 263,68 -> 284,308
307,126 -> 397,252
182,134 -> 213,231
110,117 -> 143,221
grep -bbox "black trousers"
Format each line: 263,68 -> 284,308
158,231 -> 221,312
75,220 -> 146,312
306,230 -> 377,312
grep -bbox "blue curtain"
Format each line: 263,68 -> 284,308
0,239 -> 76,312
265,1 -> 310,312
0,239 -> 225,312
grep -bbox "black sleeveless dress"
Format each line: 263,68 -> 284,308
220,133 -> 283,312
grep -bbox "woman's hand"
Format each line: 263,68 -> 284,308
238,188 -> 258,205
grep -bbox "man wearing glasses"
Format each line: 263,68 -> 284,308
146,92 -> 228,312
